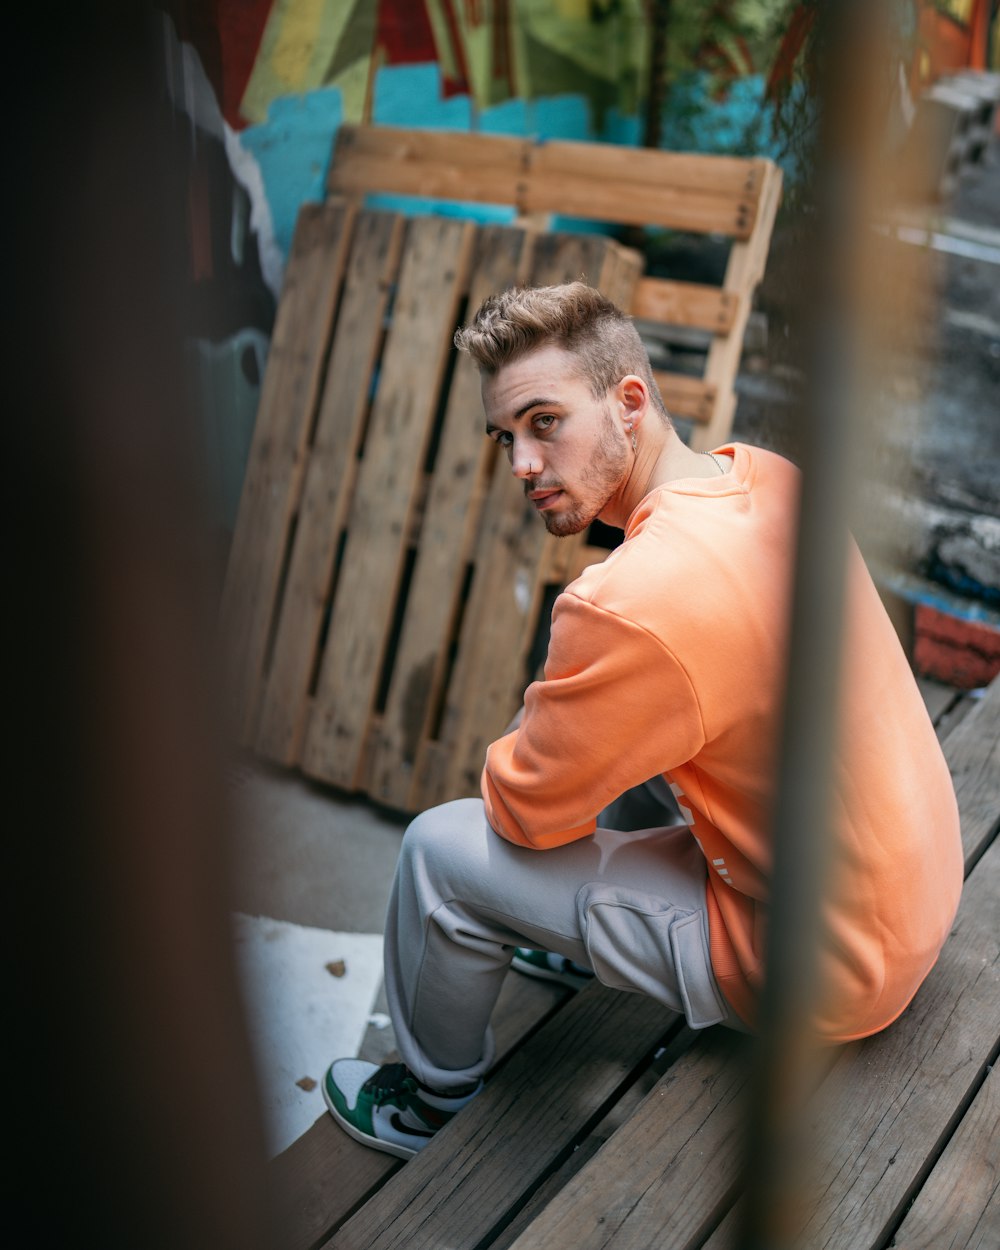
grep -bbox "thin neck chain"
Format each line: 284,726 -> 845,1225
703,452 -> 727,475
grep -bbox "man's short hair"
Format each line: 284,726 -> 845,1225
454,281 -> 669,420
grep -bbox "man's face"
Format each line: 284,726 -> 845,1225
482,344 -> 629,537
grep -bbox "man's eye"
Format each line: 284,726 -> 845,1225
534,414 -> 555,432
494,431 -> 513,448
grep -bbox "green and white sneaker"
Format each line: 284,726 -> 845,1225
511,947 -> 596,991
323,1059 -> 481,1159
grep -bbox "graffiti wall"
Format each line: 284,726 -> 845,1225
168,0 -> 997,548
181,1 -> 997,276
181,2 -> 819,271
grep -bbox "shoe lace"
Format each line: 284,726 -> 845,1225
365,1062 -> 418,1105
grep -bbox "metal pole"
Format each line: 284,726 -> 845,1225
739,3 -> 894,1246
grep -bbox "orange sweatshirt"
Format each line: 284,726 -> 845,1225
482,443 -> 963,1042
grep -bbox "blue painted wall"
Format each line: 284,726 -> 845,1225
239,62 -> 789,265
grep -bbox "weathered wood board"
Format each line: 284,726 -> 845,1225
327,125 -> 783,457
325,987 -> 678,1250
328,124 -> 768,238
300,215 -> 478,790
266,678 -> 999,1250
255,210 -> 406,765
223,206 -> 643,810
364,224 -> 534,812
269,972 -> 569,1250
220,202 -> 355,740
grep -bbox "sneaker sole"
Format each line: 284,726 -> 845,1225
322,1075 -> 419,1160
510,954 -> 595,991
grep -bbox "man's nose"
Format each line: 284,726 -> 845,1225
510,441 -> 537,479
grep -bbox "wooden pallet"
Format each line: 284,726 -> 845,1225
328,125 -> 784,456
269,677 -> 999,1250
221,206 -> 642,811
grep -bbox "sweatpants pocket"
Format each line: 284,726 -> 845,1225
577,884 -> 727,1029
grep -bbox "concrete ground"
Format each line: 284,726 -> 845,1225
226,760 -> 408,1153
227,124 -> 999,1153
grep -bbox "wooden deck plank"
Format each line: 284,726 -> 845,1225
325,986 -> 677,1250
220,202 -> 355,739
934,687 -> 980,745
888,1059 -> 1000,1250
300,216 -> 477,790
365,225 -> 533,811
503,1027 -> 750,1250
501,681 -> 1000,1250
487,1028 -> 704,1250
944,677 -> 1000,865
917,675 -> 960,726
255,210 -> 406,765
793,837 -> 999,1249
505,831 -> 999,1250
269,972 -> 571,1250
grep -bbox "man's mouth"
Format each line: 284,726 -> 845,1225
527,487 -> 563,511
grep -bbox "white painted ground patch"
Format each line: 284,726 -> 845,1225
233,913 -> 383,1157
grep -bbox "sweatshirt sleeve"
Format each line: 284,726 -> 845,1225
481,590 -> 706,848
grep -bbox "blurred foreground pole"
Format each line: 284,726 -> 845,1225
11,4 -> 276,1245
739,3 -> 894,1247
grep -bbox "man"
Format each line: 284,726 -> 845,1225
323,282 -> 963,1160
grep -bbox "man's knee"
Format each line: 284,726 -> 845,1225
400,798 -> 487,880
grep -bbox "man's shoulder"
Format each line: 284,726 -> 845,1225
561,442 -> 798,627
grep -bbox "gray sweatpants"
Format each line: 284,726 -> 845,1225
383,781 -> 744,1092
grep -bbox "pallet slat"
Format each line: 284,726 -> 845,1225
329,125 -> 765,239
255,210 -> 406,764
325,124 -> 783,488
652,370 -> 717,423
520,173 -> 756,237
531,138 -> 766,199
691,161 -> 783,452
220,202 -> 355,738
632,277 -> 740,334
332,125 -> 766,194
366,225 -> 534,811
301,216 -> 478,790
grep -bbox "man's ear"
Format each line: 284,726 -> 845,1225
617,374 -> 649,429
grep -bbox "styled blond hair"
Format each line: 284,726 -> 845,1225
454,281 -> 668,419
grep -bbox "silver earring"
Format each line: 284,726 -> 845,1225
628,425 -> 637,453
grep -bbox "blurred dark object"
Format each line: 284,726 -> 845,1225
11,3 -> 276,1245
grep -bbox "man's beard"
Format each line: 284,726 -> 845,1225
536,409 -> 629,537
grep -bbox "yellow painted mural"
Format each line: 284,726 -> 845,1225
242,0 -> 378,124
